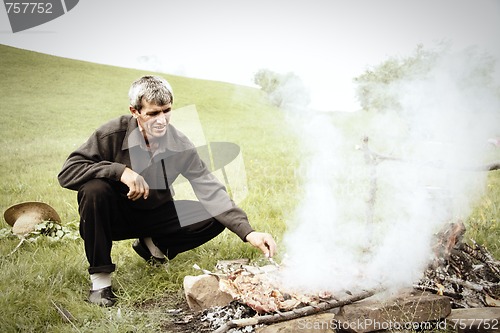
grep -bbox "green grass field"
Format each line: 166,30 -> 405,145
0,44 -> 498,332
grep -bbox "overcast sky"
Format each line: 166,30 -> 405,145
1,0 -> 499,111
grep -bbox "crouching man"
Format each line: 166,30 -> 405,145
58,75 -> 276,306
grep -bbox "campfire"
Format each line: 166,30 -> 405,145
176,138 -> 500,332
415,221 -> 500,308
218,263 -> 333,314
177,221 -> 500,333
183,259 -> 377,333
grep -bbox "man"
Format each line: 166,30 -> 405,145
58,75 -> 276,306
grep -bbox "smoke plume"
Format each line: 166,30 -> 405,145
279,46 -> 500,295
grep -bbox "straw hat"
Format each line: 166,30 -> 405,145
4,202 -> 61,236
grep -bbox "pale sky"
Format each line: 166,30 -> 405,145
1,0 -> 499,111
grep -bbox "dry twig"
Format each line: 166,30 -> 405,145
51,300 -> 80,332
7,237 -> 25,256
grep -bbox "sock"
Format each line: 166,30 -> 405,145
90,272 -> 112,290
144,237 -> 165,258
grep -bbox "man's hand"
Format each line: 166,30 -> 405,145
245,231 -> 277,258
120,167 -> 149,201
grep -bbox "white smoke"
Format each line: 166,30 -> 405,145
279,46 -> 500,295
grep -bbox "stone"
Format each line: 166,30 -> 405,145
445,307 -> 500,333
183,275 -> 234,311
256,313 -> 337,333
336,289 -> 452,333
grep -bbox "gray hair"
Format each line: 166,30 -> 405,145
128,75 -> 174,111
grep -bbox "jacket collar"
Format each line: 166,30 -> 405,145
122,116 -> 143,150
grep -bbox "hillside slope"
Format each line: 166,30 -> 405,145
0,44 -> 297,226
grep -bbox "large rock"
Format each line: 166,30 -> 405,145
445,307 -> 500,333
256,313 -> 337,333
336,289 -> 451,333
183,275 -> 234,311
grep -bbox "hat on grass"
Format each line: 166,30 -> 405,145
4,201 -> 61,236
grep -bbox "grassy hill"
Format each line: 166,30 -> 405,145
0,44 -> 299,332
0,44 -> 298,226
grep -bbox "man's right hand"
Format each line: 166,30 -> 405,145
120,167 -> 150,200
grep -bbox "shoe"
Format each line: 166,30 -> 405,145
88,286 -> 117,307
132,238 -> 166,265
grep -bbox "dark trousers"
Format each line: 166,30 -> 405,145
77,179 -> 225,274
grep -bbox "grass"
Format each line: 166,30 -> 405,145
466,170 -> 500,255
0,44 -> 298,332
0,44 -> 498,332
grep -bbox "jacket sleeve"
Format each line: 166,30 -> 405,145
179,147 -> 254,241
57,130 -> 127,191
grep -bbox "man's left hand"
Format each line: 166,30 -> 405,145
245,231 -> 277,258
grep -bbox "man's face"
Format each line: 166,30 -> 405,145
131,100 -> 172,140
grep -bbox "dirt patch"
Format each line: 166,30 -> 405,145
162,309 -> 206,333
135,290 -> 260,332
134,290 -> 208,332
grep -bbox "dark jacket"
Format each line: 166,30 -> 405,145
58,115 -> 254,240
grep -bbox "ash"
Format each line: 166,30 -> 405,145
200,301 -> 258,332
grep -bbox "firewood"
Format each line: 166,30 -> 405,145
413,284 -> 463,300
416,221 -> 500,308
445,276 -> 485,293
212,289 -> 377,333
469,240 -> 500,276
